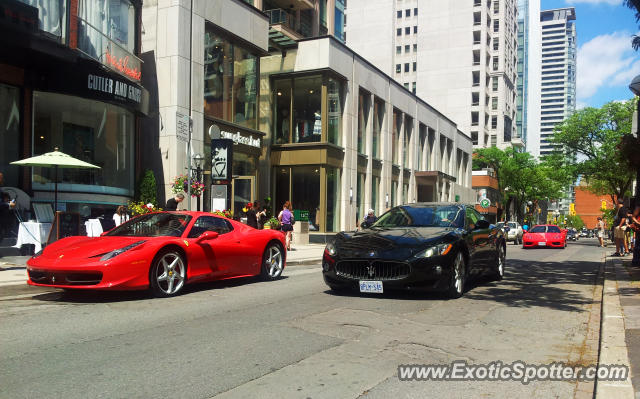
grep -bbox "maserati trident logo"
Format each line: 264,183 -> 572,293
367,264 -> 375,278
368,250 -> 376,257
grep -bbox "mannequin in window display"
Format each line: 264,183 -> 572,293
312,110 -> 321,141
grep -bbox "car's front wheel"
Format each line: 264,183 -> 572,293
150,249 -> 186,298
261,242 -> 284,280
447,251 -> 466,299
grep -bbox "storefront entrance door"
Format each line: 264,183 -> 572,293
232,176 -> 255,217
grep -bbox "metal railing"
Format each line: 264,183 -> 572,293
266,9 -> 298,32
76,17 -> 142,80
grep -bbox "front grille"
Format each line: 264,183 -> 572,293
28,270 -> 102,286
335,260 -> 410,281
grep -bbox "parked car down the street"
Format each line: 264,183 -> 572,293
505,221 -> 524,244
26,212 -> 287,297
566,229 -> 578,241
322,203 -> 507,299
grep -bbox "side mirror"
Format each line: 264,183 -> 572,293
476,220 -> 490,229
197,231 -> 219,243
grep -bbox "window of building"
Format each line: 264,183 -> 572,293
414,7 -> 418,15
413,44 -> 417,52
397,10 -> 402,18
405,9 -> 410,17
492,56 -> 498,70
412,82 -> 416,94
493,20 -> 499,32
492,77 -> 498,91
335,0 -> 346,42
373,98 -> 384,159
327,77 -> 343,146
471,131 -> 478,146
396,64 -> 401,73
492,97 -> 498,110
78,0 -> 135,53
396,46 -> 401,54
491,115 -> 497,129
372,176 -> 380,215
404,63 -> 409,72
393,109 -> 401,165
405,27 -> 410,34
403,116 -> 412,168
33,91 -> 135,196
493,38 -> 499,51
357,90 -> 370,154
1,84 -> 20,188
204,27 -> 259,129
413,62 -> 416,71
397,28 -> 402,36
405,44 -> 410,53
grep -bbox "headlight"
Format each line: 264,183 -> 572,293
415,243 -> 453,258
100,240 -> 147,261
325,242 -> 337,257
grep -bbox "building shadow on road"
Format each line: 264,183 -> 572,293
30,275 -> 289,304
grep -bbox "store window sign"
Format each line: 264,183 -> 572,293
220,129 -> 261,148
104,48 -> 142,81
87,74 -> 142,104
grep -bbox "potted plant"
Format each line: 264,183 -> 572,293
211,210 -> 233,218
264,217 -> 280,230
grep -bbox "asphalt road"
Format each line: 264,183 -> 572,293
0,238 -> 606,399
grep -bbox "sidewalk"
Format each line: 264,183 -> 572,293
0,244 -> 326,288
596,253 -> 638,398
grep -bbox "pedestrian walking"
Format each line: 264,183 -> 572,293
362,209 -> 377,228
165,193 -> 185,211
613,198 -> 629,256
631,205 -> 640,266
245,202 -> 258,229
596,217 -> 606,247
278,201 -> 294,251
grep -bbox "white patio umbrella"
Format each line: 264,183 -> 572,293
11,148 -> 100,212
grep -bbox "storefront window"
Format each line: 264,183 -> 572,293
204,27 -> 259,129
293,76 -> 322,143
273,80 -> 292,144
32,92 -> 134,196
326,167 -> 341,232
292,166 -> 320,229
391,180 -> 398,207
357,91 -> 369,154
327,78 -> 342,146
372,98 -> 384,159
392,109 -> 401,165
78,0 -> 135,56
0,84 -> 20,188
356,172 -> 365,224
232,152 -> 256,176
274,167 -> 290,217
372,176 -> 380,216
19,0 -> 67,39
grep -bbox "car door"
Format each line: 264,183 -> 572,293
186,216 -> 240,279
464,206 -> 486,273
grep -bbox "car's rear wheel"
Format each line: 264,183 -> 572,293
447,251 -> 466,299
261,242 -> 284,280
492,244 -> 505,281
150,249 -> 186,298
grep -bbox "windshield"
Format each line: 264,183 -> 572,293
371,205 -> 465,228
530,226 -> 546,233
507,222 -> 517,228
547,226 -> 561,233
106,213 -> 193,237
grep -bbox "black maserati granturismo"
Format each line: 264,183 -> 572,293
322,203 -> 506,298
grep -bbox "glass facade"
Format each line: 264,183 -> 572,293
372,98 -> 383,159
78,0 -> 135,54
0,84 -> 20,188
18,0 -> 67,39
334,0 -> 346,42
204,26 -> 259,130
357,91 -> 369,154
372,176 -> 380,216
403,116 -> 412,168
392,109 -> 401,165
272,75 -> 343,145
326,167 -> 340,232
32,91 -> 135,196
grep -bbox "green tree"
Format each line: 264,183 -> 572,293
552,99 -> 636,202
566,215 -> 585,230
136,169 -> 158,206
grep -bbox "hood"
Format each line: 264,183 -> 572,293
334,227 -> 457,259
40,236 -> 151,260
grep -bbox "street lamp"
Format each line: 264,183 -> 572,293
628,74 -> 640,199
192,153 -> 204,211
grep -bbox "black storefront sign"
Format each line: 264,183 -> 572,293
211,138 -> 234,184
35,59 -> 150,115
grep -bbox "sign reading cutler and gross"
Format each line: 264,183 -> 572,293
211,139 -> 234,184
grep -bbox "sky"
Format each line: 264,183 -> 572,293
540,0 -> 640,108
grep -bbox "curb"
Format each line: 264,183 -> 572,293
286,259 -> 321,266
595,258 -> 634,398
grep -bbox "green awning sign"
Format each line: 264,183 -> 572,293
480,198 -> 491,208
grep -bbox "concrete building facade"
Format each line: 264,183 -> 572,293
345,0 -> 521,150
538,7 -> 576,157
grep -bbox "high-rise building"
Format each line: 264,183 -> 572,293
538,7 -> 576,157
516,0 -> 540,153
346,0 -> 521,149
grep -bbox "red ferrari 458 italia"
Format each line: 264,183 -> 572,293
27,212 -> 287,297
522,224 -> 567,249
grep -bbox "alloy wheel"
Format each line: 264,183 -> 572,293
264,245 -> 283,279
155,252 -> 186,295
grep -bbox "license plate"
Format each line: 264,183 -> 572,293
359,280 -> 383,293
538,242 -> 546,246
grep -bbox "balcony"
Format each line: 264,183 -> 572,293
77,17 -> 142,82
266,8 -> 305,41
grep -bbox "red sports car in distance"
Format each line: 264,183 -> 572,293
522,224 -> 567,249
27,212 -> 287,297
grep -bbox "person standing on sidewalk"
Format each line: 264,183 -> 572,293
597,217 -> 606,247
614,198 -> 629,256
631,205 -> 640,266
278,201 -> 294,251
